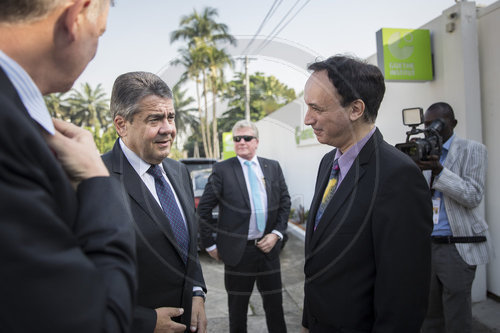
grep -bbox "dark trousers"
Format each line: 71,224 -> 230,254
421,243 -> 477,333
224,243 -> 286,333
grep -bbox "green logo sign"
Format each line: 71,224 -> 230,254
376,28 -> 433,81
222,132 -> 236,160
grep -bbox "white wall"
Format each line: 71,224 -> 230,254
478,1 -> 500,297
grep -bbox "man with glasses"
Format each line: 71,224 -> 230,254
198,120 -> 291,333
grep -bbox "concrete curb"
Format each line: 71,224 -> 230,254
288,222 -> 305,241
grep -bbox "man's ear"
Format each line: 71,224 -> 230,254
62,0 -> 91,42
114,115 -> 128,137
349,99 -> 366,122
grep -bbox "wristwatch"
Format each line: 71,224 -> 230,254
192,290 -> 206,302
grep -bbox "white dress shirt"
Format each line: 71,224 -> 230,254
0,50 -> 54,134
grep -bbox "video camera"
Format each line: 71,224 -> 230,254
395,107 -> 444,162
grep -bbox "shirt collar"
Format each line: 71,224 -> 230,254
237,155 -> 260,167
0,50 -> 54,134
442,133 -> 455,151
119,138 -> 166,176
335,126 -> 377,172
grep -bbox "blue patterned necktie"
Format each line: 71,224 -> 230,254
147,165 -> 189,263
244,160 -> 266,232
314,159 -> 340,230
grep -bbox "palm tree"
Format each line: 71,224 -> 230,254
172,83 -> 198,136
67,83 -> 110,131
44,93 -> 68,119
170,7 -> 235,48
170,6 -> 235,158
207,46 -> 233,158
171,46 -> 210,157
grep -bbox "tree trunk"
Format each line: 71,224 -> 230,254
202,70 -> 213,158
195,78 -> 209,158
212,83 -> 219,159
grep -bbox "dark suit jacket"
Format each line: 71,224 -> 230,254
0,69 -> 136,332
197,156 -> 290,267
102,140 -> 206,333
302,129 -> 433,333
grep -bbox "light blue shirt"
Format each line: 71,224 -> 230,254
237,155 -> 269,240
431,134 -> 455,236
0,50 -> 54,134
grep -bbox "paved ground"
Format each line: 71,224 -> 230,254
200,233 -> 500,332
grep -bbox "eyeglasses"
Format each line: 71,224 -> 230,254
233,135 -> 256,142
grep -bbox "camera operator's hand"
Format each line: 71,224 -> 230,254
416,155 -> 443,176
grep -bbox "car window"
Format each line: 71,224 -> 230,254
191,168 -> 212,196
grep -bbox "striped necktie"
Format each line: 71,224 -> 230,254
314,159 -> 340,230
147,165 -> 189,263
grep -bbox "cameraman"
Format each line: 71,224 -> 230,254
418,102 -> 491,333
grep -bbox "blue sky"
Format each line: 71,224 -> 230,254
76,0 -> 497,97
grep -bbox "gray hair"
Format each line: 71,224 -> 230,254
0,0 -> 112,23
231,120 -> 259,139
110,71 -> 173,122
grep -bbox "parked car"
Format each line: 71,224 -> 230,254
179,158 -> 218,208
179,158 -> 219,250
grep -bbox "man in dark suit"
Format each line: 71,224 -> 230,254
102,71 -> 207,333
301,55 -> 433,332
198,120 -> 291,333
0,1 -> 137,332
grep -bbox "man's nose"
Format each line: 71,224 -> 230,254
159,119 -> 174,133
304,109 -> 314,125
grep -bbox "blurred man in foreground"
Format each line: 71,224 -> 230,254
0,1 -> 136,332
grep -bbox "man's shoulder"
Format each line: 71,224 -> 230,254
213,157 -> 236,169
100,140 -> 120,168
163,157 -> 190,176
453,135 -> 486,151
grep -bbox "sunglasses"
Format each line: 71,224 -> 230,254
233,135 -> 256,142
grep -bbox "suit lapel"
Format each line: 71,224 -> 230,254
308,130 -> 379,250
306,152 -> 335,245
443,136 -> 461,170
258,157 -> 272,206
111,141 -> 187,263
258,157 -> 273,231
162,160 -> 195,242
232,158 -> 251,208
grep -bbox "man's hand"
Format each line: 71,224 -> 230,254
207,248 -> 220,261
301,326 -> 310,333
44,119 -> 109,186
154,307 -> 186,333
256,233 -> 280,253
190,296 -> 207,332
416,155 -> 443,176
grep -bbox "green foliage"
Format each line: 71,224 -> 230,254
168,146 -> 185,161
85,125 -> 118,154
172,83 -> 198,135
171,6 -> 235,158
45,83 -> 116,154
218,72 -> 297,133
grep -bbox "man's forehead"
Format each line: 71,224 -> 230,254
139,95 -> 173,110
